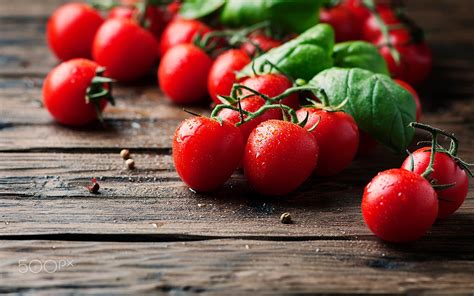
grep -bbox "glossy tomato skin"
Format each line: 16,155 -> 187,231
159,19 -> 211,56
376,31 -> 433,85
47,3 -> 104,61
320,5 -> 359,42
296,108 -> 359,176
240,34 -> 282,56
401,148 -> 469,219
362,7 -> 400,42
362,168 -> 438,242
158,44 -> 213,104
343,0 -> 389,37
43,59 -> 107,126
208,49 -> 251,104
244,120 -> 319,196
108,6 -> 135,19
240,74 -> 300,109
93,19 -> 159,82
394,79 -> 422,121
173,117 -> 244,192
218,97 -> 281,142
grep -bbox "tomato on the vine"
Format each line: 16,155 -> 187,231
240,74 -> 300,109
208,49 -> 251,104
240,34 -> 282,56
376,30 -> 433,85
218,96 -> 281,142
362,7 -> 401,42
296,108 -> 359,176
158,44 -> 213,104
401,148 -> 469,219
395,79 -> 422,121
362,168 -> 438,242
159,19 -> 211,56
244,120 -> 319,196
47,3 -> 104,61
93,19 -> 159,82
173,116 -> 244,192
320,4 -> 359,42
43,59 -> 113,126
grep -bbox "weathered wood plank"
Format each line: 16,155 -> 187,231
0,151 -> 472,238
0,239 -> 473,294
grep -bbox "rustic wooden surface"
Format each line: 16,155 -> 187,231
0,0 -> 473,294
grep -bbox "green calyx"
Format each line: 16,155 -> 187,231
85,67 -> 115,123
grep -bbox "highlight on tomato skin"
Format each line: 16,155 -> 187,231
361,168 -> 439,243
172,116 -> 244,193
47,3 -> 104,61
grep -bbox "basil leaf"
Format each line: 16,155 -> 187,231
179,0 -> 225,19
309,67 -> 416,152
238,24 -> 335,81
220,0 -> 322,33
333,41 -> 389,75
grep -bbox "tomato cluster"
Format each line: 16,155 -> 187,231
320,0 -> 432,85
42,1 -> 471,244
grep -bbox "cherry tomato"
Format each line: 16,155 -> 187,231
47,3 -> 104,61
401,148 -> 469,219
173,116 -> 244,192
159,19 -> 211,56
208,49 -> 251,104
158,44 -> 213,104
43,59 -> 110,126
394,79 -> 422,121
296,108 -> 359,176
320,5 -> 359,42
244,120 -> 319,196
218,96 -> 281,142
93,19 -> 159,82
343,0 -> 370,29
362,7 -> 401,42
362,168 -> 438,242
376,30 -> 433,85
240,74 -> 300,110
240,34 -> 282,56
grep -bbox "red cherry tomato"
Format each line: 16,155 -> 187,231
208,49 -> 251,104
47,3 -> 104,61
401,148 -> 469,219
343,0 -> 370,29
362,168 -> 438,242
159,19 -> 211,56
43,59 -> 109,126
240,34 -> 282,56
218,96 -> 281,142
244,120 -> 319,196
296,108 -> 359,176
173,116 -> 244,192
376,30 -> 433,85
93,19 -> 159,82
158,44 -> 213,104
108,6 -> 135,19
320,5 -> 359,42
362,7 -> 401,42
240,74 -> 300,109
394,79 -> 422,121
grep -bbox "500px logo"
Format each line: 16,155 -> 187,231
18,259 -> 74,273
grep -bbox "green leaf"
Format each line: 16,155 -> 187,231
179,0 -> 225,19
308,68 -> 416,152
333,41 -> 389,75
220,0 -> 322,33
238,24 -> 335,81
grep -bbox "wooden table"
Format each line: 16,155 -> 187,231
1,0 -> 473,294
